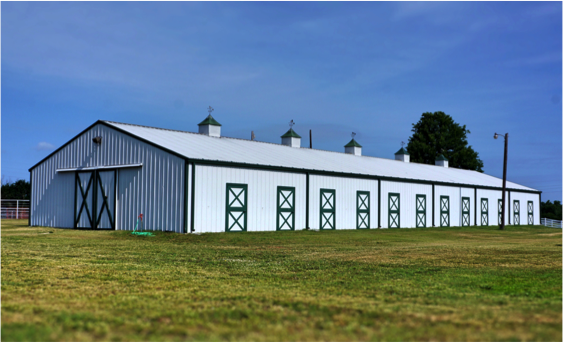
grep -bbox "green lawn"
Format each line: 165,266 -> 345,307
2,219 -> 561,341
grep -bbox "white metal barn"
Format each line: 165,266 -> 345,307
29,115 -> 541,233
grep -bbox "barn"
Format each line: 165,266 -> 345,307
29,115 -> 541,233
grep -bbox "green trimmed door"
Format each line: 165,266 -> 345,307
95,171 -> 116,229
440,196 -> 450,227
513,200 -> 520,225
527,201 -> 534,225
388,193 -> 400,228
320,189 -> 335,230
75,172 -> 94,228
226,183 -> 248,232
498,199 -> 503,226
481,198 -> 488,226
461,197 -> 470,226
356,191 -> 370,229
416,195 -> 426,228
277,186 -> 295,231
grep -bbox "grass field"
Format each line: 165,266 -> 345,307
2,219 -> 561,341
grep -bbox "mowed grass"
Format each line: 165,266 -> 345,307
2,219 -> 561,341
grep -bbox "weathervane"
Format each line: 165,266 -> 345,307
208,106 -> 214,115
401,141 -> 405,148
289,120 -> 295,128
351,132 -> 356,139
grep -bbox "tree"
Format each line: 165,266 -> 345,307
1,179 -> 31,199
407,111 -> 484,172
540,200 -> 562,220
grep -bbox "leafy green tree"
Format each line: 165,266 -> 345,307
1,179 -> 31,199
407,111 -> 484,172
540,200 -> 562,220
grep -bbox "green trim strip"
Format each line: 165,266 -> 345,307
461,197 -> 470,226
481,198 -> 488,226
388,193 -> 400,228
277,186 -> 295,231
356,191 -> 370,229
320,189 -> 335,230
440,195 -> 450,227
416,194 -> 426,228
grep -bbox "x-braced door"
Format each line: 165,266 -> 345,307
388,193 -> 400,228
481,198 -> 488,226
461,197 -> 470,226
440,196 -> 450,227
95,171 -> 116,229
277,186 -> 295,231
527,201 -> 534,225
75,170 -> 115,229
513,200 -> 520,225
356,191 -> 370,229
226,183 -> 248,232
416,195 -> 426,228
320,189 -> 335,230
75,172 -> 94,228
498,199 -> 503,226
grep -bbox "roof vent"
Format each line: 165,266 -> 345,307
435,154 -> 449,167
344,135 -> 362,156
198,106 -> 221,137
394,147 -> 409,162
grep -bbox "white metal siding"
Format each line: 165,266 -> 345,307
476,189 -> 505,226
309,175 -> 378,230
434,186 -> 461,227
509,192 -> 540,225
193,165 -> 306,233
380,181 -> 432,228
31,123 -> 185,232
460,187 -> 475,226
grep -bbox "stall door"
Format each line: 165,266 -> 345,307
513,200 -> 520,225
481,198 -> 489,226
461,197 -> 470,226
388,193 -> 400,228
277,187 -> 295,231
226,183 -> 248,232
320,189 -> 336,230
416,195 -> 426,228
527,201 -> 534,225
356,191 -> 370,229
95,171 -> 116,229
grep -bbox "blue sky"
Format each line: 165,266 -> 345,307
2,2 -> 561,201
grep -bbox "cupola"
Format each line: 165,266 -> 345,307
281,120 -> 301,148
344,138 -> 362,156
394,147 -> 410,162
198,106 -> 221,137
435,154 -> 449,167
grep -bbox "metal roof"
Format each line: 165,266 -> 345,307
102,121 -> 536,192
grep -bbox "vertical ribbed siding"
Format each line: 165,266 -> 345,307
380,181 -> 432,228
194,165 -> 306,233
476,189 -> 507,226
434,186 -> 462,227
460,187 -> 475,226
506,192 -> 539,225
309,175 -> 379,230
31,124 -> 185,232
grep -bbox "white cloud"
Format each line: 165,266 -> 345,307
35,142 -> 55,151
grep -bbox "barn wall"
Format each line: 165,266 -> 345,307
380,181 -> 432,228
434,185 -> 462,227
309,175 -> 379,230
31,123 -> 185,232
509,191 -> 540,225
193,165 -> 306,233
476,189 -> 511,226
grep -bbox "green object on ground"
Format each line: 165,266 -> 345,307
132,217 -> 153,236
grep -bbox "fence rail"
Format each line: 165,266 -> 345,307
1,200 -> 30,219
541,218 -> 562,228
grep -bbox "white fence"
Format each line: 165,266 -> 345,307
541,218 -> 562,228
1,200 -> 30,219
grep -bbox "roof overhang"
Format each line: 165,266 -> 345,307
56,163 -> 142,173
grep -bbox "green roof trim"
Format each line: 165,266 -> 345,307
281,128 -> 301,138
394,147 -> 409,155
198,115 -> 222,126
436,154 -> 449,161
344,139 -> 362,148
